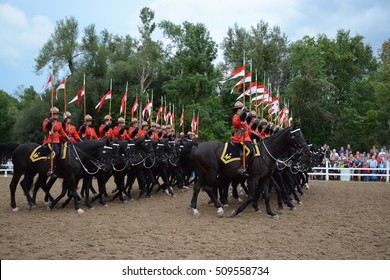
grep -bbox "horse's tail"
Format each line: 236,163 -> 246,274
0,142 -> 19,159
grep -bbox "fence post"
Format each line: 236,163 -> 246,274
325,159 -> 329,181
4,170 -> 7,177
387,160 -> 389,183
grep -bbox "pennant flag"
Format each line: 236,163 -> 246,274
166,109 -> 172,124
156,105 -> 163,123
95,90 -> 112,111
289,110 -> 293,126
179,109 -> 184,127
268,97 -> 279,115
163,104 -> 168,124
142,100 -> 153,120
236,81 -> 257,100
55,79 -> 66,100
35,94 -> 42,101
191,111 -> 196,132
257,84 -> 265,93
231,72 -> 252,94
120,91 -> 127,115
131,98 -> 138,118
68,85 -> 85,105
219,65 -> 245,84
41,75 -> 53,93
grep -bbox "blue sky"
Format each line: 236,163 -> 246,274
1,0 -> 389,97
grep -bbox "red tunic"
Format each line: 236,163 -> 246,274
128,127 -> 143,139
64,123 -> 80,143
231,114 -> 251,143
42,118 -> 67,144
79,126 -> 99,140
112,126 -> 130,140
99,124 -> 114,140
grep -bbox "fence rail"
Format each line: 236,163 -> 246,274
307,160 -> 390,182
0,168 -> 13,177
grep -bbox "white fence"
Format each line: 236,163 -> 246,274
308,160 -> 390,182
0,168 -> 13,177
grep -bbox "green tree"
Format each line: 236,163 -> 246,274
35,16 -> 80,75
0,90 -> 18,143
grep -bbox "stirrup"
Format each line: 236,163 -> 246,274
237,168 -> 249,178
47,170 -> 57,179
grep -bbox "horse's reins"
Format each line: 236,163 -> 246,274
69,143 -> 110,175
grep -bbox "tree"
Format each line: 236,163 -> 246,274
35,16 -> 80,75
0,90 -> 18,143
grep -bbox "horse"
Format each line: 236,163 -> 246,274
9,140 -> 113,213
189,126 -> 309,217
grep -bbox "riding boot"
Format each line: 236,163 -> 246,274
237,155 -> 250,178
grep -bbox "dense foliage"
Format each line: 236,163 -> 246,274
2,7 -> 389,152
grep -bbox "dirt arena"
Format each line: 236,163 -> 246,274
0,176 -> 389,260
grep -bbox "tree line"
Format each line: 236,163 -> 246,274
1,6 -> 389,152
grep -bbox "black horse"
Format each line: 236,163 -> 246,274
190,126 -> 309,217
9,140 -> 112,213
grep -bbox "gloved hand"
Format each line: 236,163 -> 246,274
45,121 -> 53,131
131,127 -> 139,137
239,107 -> 247,122
158,131 -> 162,137
119,125 -> 125,135
110,121 -> 116,129
251,121 -> 258,131
147,129 -> 153,136
104,124 -> 110,132
79,124 -> 86,134
246,114 -> 252,125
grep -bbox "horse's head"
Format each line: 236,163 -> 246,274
96,140 -> 114,172
289,126 -> 310,154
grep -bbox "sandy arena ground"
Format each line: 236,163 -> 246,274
0,176 -> 389,260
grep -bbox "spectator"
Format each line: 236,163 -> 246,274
6,159 -> 13,170
346,144 -> 353,157
338,146 -> 345,157
368,155 -> 378,181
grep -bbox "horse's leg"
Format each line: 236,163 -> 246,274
20,170 -> 35,210
231,177 -> 256,217
49,180 -> 68,210
262,178 -> 277,218
82,176 -> 94,208
9,169 -> 23,211
67,175 -> 83,213
217,176 -> 231,206
114,173 -> 126,202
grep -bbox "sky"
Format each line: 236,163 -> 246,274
0,0 -> 389,97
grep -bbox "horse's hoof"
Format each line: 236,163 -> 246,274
298,201 -> 303,205
12,207 -> 19,212
44,201 -> 50,206
123,200 -> 128,203
102,204 -> 108,208
305,184 -> 310,189
192,209 -> 200,216
77,208 -> 85,214
290,206 -> 296,211
217,207 -> 224,217
278,209 -> 284,214
255,209 -> 261,213
271,214 -> 279,220
223,204 -> 229,208
164,190 -> 170,196
230,210 -> 237,217
89,207 -> 95,210
237,198 -> 243,202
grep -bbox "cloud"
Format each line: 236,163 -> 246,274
0,3 -> 53,66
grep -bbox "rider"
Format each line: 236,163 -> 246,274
112,117 -> 130,140
62,111 -> 80,143
99,115 -> 114,140
128,118 -> 142,139
42,107 -> 68,177
232,101 -> 254,177
78,114 -> 99,140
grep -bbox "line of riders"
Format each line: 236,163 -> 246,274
9,101 -> 317,216
43,106 -> 197,178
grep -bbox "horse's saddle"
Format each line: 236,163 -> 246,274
29,143 -> 68,162
220,141 -> 261,164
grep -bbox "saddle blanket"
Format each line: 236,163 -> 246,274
220,141 -> 261,164
29,143 -> 68,162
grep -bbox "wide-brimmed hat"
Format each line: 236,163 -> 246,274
64,111 -> 72,118
131,118 -> 138,124
118,117 -> 125,123
104,115 -> 111,121
50,107 -> 60,114
232,101 -> 244,110
141,121 -> 149,127
84,114 -> 93,121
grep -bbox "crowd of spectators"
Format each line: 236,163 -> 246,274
313,144 -> 389,181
